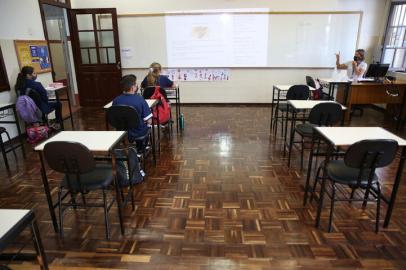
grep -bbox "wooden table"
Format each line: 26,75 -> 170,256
321,79 -> 406,128
34,131 -> 126,233
46,85 -> 74,130
306,127 -> 406,228
0,209 -> 48,270
0,103 -> 25,171
103,99 -> 160,164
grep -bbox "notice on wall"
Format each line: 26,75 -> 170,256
162,68 -> 230,81
14,40 -> 51,74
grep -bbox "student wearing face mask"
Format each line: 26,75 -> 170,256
15,66 -> 62,127
335,49 -> 367,80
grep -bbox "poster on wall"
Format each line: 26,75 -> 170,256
14,40 -> 52,74
161,68 -> 230,81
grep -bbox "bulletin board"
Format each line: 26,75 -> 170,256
14,40 -> 52,74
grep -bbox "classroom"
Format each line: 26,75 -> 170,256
1,0 -> 406,269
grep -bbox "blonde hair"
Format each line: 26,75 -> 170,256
146,62 -> 161,86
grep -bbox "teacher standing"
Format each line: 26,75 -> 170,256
335,49 -> 367,80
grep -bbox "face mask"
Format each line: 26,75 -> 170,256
32,75 -> 37,81
353,56 -> 359,61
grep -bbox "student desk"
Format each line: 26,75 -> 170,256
0,103 -> 26,169
34,131 -> 126,234
319,78 -> 351,101
0,209 -> 48,270
270,85 -> 316,133
46,85 -> 74,130
283,100 -> 346,156
103,99 -> 160,163
306,127 -> 406,229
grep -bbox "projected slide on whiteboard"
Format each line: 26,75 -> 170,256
165,14 -> 269,67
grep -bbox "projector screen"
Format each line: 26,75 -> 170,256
165,14 -> 269,67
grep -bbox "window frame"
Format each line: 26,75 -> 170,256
0,46 -> 10,92
381,1 -> 406,71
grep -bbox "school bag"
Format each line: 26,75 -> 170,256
114,146 -> 144,186
150,86 -> 171,124
26,123 -> 50,144
16,92 -> 42,124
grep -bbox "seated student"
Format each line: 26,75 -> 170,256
112,75 -> 152,150
141,62 -> 175,100
15,66 -> 62,128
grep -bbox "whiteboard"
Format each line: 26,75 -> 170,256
165,14 -> 269,67
268,14 -> 360,67
118,12 -> 361,68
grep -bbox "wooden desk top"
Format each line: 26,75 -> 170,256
351,80 -> 406,86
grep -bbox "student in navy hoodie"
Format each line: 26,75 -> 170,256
15,66 -> 62,127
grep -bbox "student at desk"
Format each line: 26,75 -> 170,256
113,75 -> 152,150
141,62 -> 175,101
15,66 -> 62,128
335,49 -> 367,80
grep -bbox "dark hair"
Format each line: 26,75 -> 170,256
356,49 -> 365,61
120,74 -> 137,92
15,66 -> 34,92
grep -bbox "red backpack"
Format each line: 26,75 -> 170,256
150,86 -> 171,124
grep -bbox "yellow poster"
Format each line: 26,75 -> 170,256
14,40 -> 52,74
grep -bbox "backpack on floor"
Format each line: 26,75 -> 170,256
150,86 -> 171,124
114,146 -> 144,187
26,123 -> 50,144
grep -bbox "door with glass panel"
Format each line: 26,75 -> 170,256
69,9 -> 121,106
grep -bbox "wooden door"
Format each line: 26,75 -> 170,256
69,8 -> 121,106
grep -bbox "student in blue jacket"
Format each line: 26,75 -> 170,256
113,74 -> 152,150
15,66 -> 62,127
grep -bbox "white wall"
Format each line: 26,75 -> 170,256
0,0 -> 53,139
70,0 -> 391,103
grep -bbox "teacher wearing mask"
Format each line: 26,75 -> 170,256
335,49 -> 367,80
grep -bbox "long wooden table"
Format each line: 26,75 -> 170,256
334,80 -> 406,127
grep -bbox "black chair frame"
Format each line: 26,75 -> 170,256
305,139 -> 398,233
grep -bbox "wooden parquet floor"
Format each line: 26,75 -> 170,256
1,105 -> 406,269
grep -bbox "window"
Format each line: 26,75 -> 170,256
382,2 -> 406,71
0,46 -> 10,92
39,0 -> 71,9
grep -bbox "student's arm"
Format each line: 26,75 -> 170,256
140,77 -> 147,89
141,99 -> 153,123
335,52 -> 347,70
161,75 -> 176,88
33,81 -> 49,102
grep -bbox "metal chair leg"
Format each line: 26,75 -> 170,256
58,189 -> 64,238
287,129 -> 295,167
300,137 -> 305,170
362,186 -> 371,208
328,183 -> 336,232
102,189 -> 110,239
0,135 -> 10,171
4,130 -> 18,165
376,183 -> 381,233
310,165 -> 323,203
